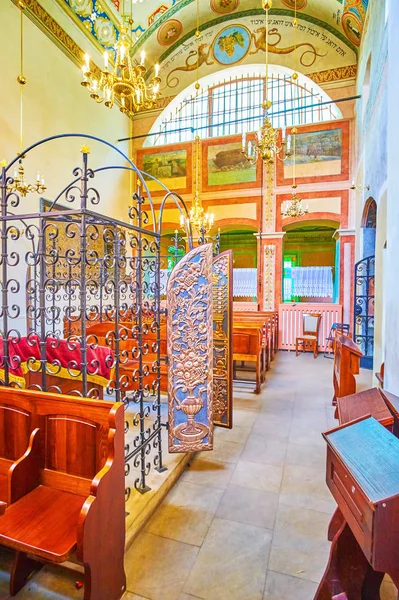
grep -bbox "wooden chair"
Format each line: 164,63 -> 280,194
0,387 -> 126,600
295,313 -> 322,358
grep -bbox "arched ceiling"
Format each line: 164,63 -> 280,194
124,0 -> 368,97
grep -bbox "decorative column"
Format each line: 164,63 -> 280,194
256,232 -> 285,312
333,229 -> 355,329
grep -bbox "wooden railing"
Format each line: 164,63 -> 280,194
278,303 -> 343,351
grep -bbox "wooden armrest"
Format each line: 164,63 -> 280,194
9,428 -> 42,504
0,501 -> 7,516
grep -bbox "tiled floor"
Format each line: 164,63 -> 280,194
0,351 -> 396,600
124,351 -> 397,600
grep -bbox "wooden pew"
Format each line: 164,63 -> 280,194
86,320 -> 168,394
233,311 -> 278,381
0,387 -> 126,600
234,311 -> 278,363
0,392 -> 33,507
332,334 -> 363,406
233,325 -> 263,394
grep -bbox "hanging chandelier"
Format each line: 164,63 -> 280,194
5,1 -> 46,197
180,137 -> 215,236
81,28 -> 161,116
7,160 -> 46,197
281,190 -> 308,218
241,0 -> 293,165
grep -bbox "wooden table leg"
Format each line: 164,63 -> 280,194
10,551 -> 43,596
314,519 -> 377,600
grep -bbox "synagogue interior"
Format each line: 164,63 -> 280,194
0,0 -> 397,598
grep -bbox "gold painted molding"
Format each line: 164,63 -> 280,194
307,64 -> 358,85
10,0 -> 99,72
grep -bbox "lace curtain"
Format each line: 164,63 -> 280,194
291,267 -> 333,298
233,268 -> 257,297
161,267 -> 258,297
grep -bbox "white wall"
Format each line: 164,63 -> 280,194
385,0 -> 399,393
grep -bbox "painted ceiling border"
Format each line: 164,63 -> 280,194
54,0 -> 121,53
156,8 -> 358,68
133,3 -> 358,57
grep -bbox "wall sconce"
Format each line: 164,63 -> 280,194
350,181 -> 370,192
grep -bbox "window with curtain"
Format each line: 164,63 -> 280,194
291,267 -> 333,298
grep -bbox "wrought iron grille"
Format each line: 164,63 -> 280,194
0,133 -> 192,496
353,255 -> 375,369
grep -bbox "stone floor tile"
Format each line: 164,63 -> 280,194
178,594 -> 204,600
279,464 -> 336,513
200,440 -> 244,464
123,594 -> 151,600
125,532 -> 199,600
145,481 -> 223,546
232,409 -> 259,428
216,484 -> 279,529
268,504 -> 332,583
180,457 -> 235,489
285,442 -> 327,471
215,425 -> 252,444
381,580 -> 398,600
241,434 -> 288,466
11,564 -> 85,599
231,460 -> 283,493
288,424 -> 325,448
184,517 -> 272,600
252,414 -> 291,440
263,570 -> 318,600
291,408 -> 328,429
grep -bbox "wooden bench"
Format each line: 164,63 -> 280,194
0,391 -> 33,508
234,311 -> 278,363
86,320 -> 168,394
0,387 -> 126,600
333,333 -> 363,406
233,325 -> 263,394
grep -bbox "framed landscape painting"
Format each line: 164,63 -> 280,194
202,135 -> 261,192
276,120 -> 350,186
136,143 -> 193,197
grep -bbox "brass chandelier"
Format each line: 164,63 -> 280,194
6,1 -> 46,198
180,136 -> 215,236
281,191 -> 308,218
81,19 -> 161,116
180,0 -> 214,238
241,0 -> 293,165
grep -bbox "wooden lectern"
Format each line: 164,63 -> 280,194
337,387 -> 394,431
333,334 -> 363,405
316,416 -> 399,600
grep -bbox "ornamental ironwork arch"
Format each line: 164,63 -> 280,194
0,132 -> 192,496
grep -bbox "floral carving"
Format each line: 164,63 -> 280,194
212,251 -> 233,428
167,245 -> 213,452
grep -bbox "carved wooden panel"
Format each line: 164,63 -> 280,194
167,244 -> 214,453
213,251 -> 233,429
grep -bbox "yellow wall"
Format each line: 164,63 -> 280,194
0,1 -> 131,221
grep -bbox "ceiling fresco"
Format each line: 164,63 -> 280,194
17,0 -> 368,110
